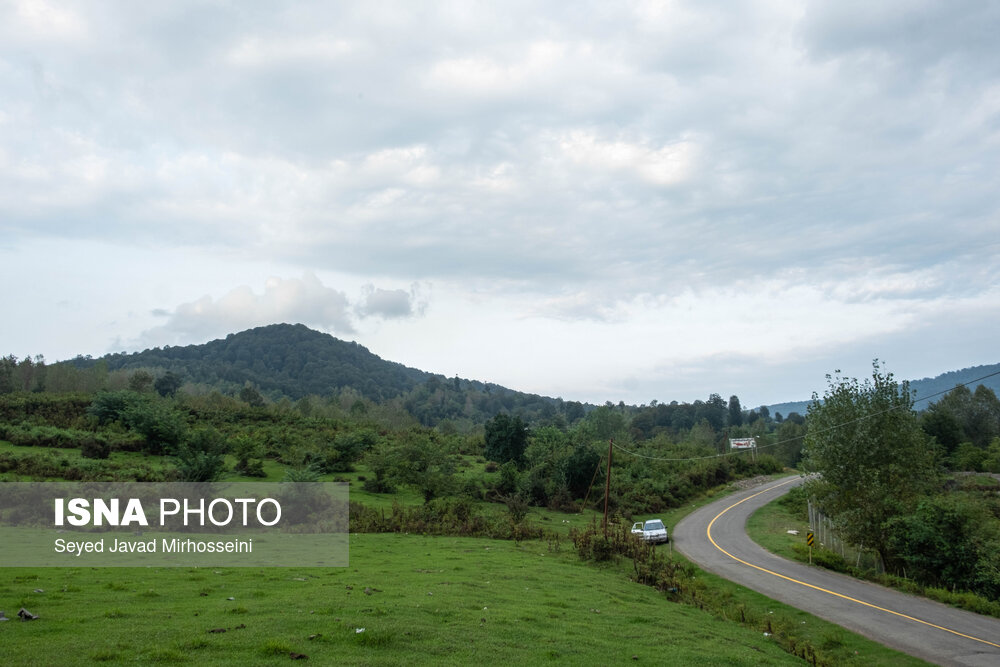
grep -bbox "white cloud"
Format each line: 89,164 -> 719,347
2,1 -> 999,405
226,35 -> 360,67
556,130 -> 699,186
8,0 -> 87,41
425,40 -> 570,96
138,274 -> 356,349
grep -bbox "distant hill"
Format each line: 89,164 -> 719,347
909,364 -> 1000,409
72,323 -> 434,401
65,324 -> 997,424
767,363 -> 1000,417
67,323 -> 579,426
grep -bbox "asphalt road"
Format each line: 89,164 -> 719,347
673,475 -> 1000,667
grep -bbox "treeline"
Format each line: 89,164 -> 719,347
0,376 -> 784,517
921,383 -> 1000,470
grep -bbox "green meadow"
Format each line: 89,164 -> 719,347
2,534 -> 801,666
0,492 -> 930,666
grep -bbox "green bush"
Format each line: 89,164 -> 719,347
80,437 -> 110,459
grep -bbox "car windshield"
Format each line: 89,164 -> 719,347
645,520 -> 664,530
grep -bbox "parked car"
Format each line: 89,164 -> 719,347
631,519 -> 669,544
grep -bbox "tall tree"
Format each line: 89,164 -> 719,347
0,355 -> 17,394
154,371 -> 183,397
484,413 -> 529,466
924,384 -> 1000,451
728,395 -> 743,426
802,361 -> 939,564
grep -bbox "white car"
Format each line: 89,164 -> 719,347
631,519 -> 669,544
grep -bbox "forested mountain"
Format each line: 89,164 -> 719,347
59,323 -> 579,427
70,324 -> 432,402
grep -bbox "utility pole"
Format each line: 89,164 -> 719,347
603,438 -> 613,537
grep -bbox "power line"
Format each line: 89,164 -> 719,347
610,368 -> 1000,463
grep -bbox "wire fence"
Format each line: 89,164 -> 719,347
807,498 -> 884,574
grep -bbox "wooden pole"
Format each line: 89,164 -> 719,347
603,438 -> 613,537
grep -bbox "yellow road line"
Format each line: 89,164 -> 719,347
707,478 -> 1000,649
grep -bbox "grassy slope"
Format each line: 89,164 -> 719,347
1,534 -> 799,666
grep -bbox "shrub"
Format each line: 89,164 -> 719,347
80,438 -> 110,460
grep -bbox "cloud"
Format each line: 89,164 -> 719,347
8,0 -> 87,41
133,273 -> 432,351
357,284 -> 426,319
138,273 -> 355,348
2,1 -> 999,405
4,0 -> 996,307
556,130 -> 699,187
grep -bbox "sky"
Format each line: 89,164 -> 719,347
1,1 -> 999,408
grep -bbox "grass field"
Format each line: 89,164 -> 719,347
2,534 -> 803,666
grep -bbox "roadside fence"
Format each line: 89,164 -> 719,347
807,498 -> 884,574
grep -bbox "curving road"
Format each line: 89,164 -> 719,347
673,475 -> 1000,667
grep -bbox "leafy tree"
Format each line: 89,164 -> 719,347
123,401 -> 187,455
311,429 -> 376,473
0,355 -> 16,394
728,395 -> 743,427
360,442 -> 398,493
388,432 -> 457,502
87,390 -> 148,425
802,362 -> 939,564
921,405 -> 964,456
496,461 -> 520,496
174,427 -> 227,482
564,443 -> 601,498
885,494 -> 1000,599
154,371 -> 183,397
231,434 -> 267,477
128,370 -> 154,393
238,383 -> 265,407
580,405 -> 628,442
929,385 -> 1000,449
772,419 -> 806,467
484,413 -> 529,466
563,401 -> 586,424
982,438 -> 1000,473
700,393 -> 727,430
785,412 -> 805,425
951,443 -> 986,472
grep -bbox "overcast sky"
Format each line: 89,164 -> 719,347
2,1 -> 998,408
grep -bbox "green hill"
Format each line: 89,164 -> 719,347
73,323 -> 433,401
66,323 -> 580,427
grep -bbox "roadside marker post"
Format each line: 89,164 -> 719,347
806,531 -> 815,564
